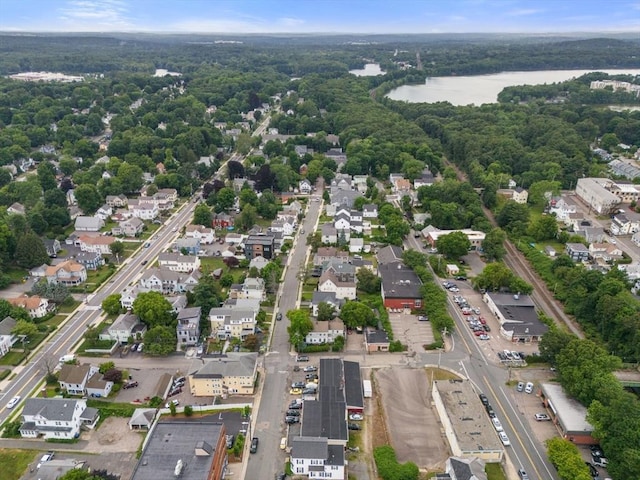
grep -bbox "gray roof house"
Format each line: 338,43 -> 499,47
177,307 -> 201,346
19,398 -> 98,440
290,436 -> 345,479
446,456 -> 487,480
74,216 -> 104,232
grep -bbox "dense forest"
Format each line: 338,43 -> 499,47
0,33 -> 639,478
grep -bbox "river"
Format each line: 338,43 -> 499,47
349,63 -> 386,77
386,69 -> 640,105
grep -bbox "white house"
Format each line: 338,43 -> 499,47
209,307 -> 257,340
290,436 -> 345,480
305,318 -> 346,345
548,196 -> 578,221
8,295 -> 49,319
45,260 -> 87,286
157,253 -> 200,273
78,235 -> 115,255
349,238 -> 364,253
99,312 -> 146,343
310,292 -> 345,318
321,223 -> 338,244
176,307 -> 201,347
0,316 -> 17,357
129,201 -> 159,220
318,271 -> 357,300
231,277 -> 266,301
334,212 -> 351,231
185,224 -> 215,244
95,204 -> 113,220
249,255 -> 270,271
57,363 -> 113,398
362,204 -> 378,218
19,398 -> 99,440
299,179 -> 312,194
610,212 -> 640,236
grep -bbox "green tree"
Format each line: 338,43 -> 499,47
332,335 -> 345,351
184,405 -> 194,417
546,437 -> 592,480
133,292 -> 174,328
193,203 -> 212,227
74,183 -> 102,214
110,241 -> 125,261
496,201 -> 530,235
30,281 -> 70,303
436,231 -> 471,260
482,228 -> 507,261
539,328 -> 574,365
98,361 -> 115,374
216,187 -> 236,212
340,301 -> 375,329
527,215 -> 559,241
116,162 -> 144,194
15,232 -> 49,268
143,325 -> 177,355
474,262 -> 514,292
356,268 -> 381,294
11,319 -> 38,340
220,272 -> 234,288
317,302 -> 336,321
101,294 -> 122,316
287,309 -> 313,349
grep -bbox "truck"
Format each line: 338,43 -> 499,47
363,380 -> 372,398
59,354 -> 76,363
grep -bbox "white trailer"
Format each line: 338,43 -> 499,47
363,380 -> 372,398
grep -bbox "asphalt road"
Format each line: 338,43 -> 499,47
0,200 -> 199,422
244,194 -> 323,480
405,235 -> 558,480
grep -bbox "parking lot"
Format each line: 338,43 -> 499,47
387,312 -> 434,352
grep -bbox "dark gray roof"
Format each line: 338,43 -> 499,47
376,245 -> 404,265
365,329 -> 389,345
22,398 -> 82,422
0,316 -> 16,336
486,293 -> 535,308
343,361 -> 364,409
327,445 -> 345,466
131,421 -> 225,480
300,400 -> 347,441
177,307 -> 201,320
192,353 -> 258,379
245,234 -> 275,245
379,262 -> 422,299
292,436 -> 328,459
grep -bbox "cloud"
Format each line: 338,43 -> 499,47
58,0 -> 132,28
279,17 -> 305,27
506,8 -> 542,16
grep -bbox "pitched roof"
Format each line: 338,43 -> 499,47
79,235 -> 115,246
376,245 -> 404,265
0,316 -> 17,336
192,353 -> 258,379
8,295 -> 45,310
22,398 -> 83,422
292,436 -> 328,459
58,364 -> 91,385
379,262 -> 422,299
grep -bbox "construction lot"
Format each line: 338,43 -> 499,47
374,367 -> 450,471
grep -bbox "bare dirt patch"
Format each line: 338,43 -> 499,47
375,367 -> 451,471
83,417 -> 144,453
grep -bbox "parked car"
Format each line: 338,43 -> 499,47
6,395 -> 20,409
517,382 -> 525,392
226,434 -> 235,449
499,431 -> 511,446
286,410 -> 300,416
291,382 -> 306,389
285,416 -> 299,424
534,413 -> 551,421
289,388 -> 303,395
276,473 -> 286,480
138,343 -> 144,352
303,366 -> 317,372
585,462 -> 599,479
525,382 -> 534,394
517,468 -> 529,480
349,413 -> 363,421
276,312 -> 283,321
37,451 -> 55,469
250,437 -> 259,453
123,381 -> 139,389
302,388 -> 316,395
417,315 -> 428,321
590,445 -> 604,457
289,400 -> 302,409
296,355 -> 309,362
165,399 -> 179,408
492,418 -> 503,432
348,423 -> 361,430
591,453 -> 608,467
479,334 -> 490,340
478,394 -> 489,406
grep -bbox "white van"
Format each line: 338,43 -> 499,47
280,437 -> 287,450
525,382 -> 534,394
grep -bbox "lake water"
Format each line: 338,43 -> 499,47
386,69 -> 640,105
349,63 -> 386,77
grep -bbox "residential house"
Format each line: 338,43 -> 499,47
545,246 -> 557,257
610,211 -> 640,236
334,211 -> 351,231
129,201 -> 159,220
362,204 -> 378,218
352,175 -> 368,193
177,307 -> 201,347
270,218 -> 295,236
58,363 -> 113,398
212,212 -> 234,229
310,292 -> 345,317
78,235 -> 115,255
290,436 -> 345,480
138,267 -> 200,294
379,262 -> 423,310
189,352 -> 259,396
118,217 -> 144,237
7,202 -> 26,215
98,312 -> 146,343
45,261 -> 87,286
323,262 -> 356,282
119,286 -> 138,310
8,295 -> 49,319
157,253 -> 200,273
376,245 -> 404,265
325,148 -> 347,170
305,318 -> 346,345
299,178 -> 312,194
589,243 -> 623,262
329,189 -> 362,210
185,224 -> 215,244
175,237 -> 200,255
66,189 -> 77,206
321,223 -> 338,244
29,264 -> 48,278
318,271 -> 357,300
392,177 -> 412,194
249,255 -> 270,271
105,194 -> 128,208
169,295 -> 188,313
0,316 -> 17,357
423,227 -> 486,250
73,252 -> 103,273
43,239 -> 62,258
68,205 -> 82,220
632,231 -> 640,247
565,242 -> 590,262
95,204 -> 113,220
313,248 -> 350,267
413,169 -> 436,189
512,187 -> 529,204
349,238 -> 364,253
230,277 -> 266,301
244,234 -> 275,260
19,398 -> 99,440
209,307 -> 257,340
74,216 -> 104,232
548,196 -> 579,221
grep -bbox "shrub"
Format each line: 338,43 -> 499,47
389,340 -> 406,352
184,405 -> 193,417
373,445 -> 419,480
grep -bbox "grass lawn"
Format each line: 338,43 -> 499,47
0,449 -> 37,480
57,300 -> 81,313
45,314 -> 68,328
485,463 -> 508,480
0,351 -> 26,366
200,257 -> 226,272
4,266 -> 28,283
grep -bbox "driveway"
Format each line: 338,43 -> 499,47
387,312 -> 434,352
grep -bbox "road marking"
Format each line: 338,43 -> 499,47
484,376 -> 545,480
0,369 -> 39,414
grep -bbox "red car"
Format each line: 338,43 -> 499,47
479,317 -> 487,325
474,330 -> 484,336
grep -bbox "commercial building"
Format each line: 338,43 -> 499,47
575,178 -> 620,215
483,293 -> 548,343
431,379 -> 504,463
539,383 -> 596,445
379,262 -> 423,310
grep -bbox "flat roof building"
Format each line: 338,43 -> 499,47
539,383 -> 595,445
131,421 -> 227,480
483,293 -> 548,343
432,379 -> 504,463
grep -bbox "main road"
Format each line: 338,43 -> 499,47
244,194 -> 323,480
405,234 -> 558,480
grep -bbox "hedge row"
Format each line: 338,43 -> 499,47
373,445 -> 419,480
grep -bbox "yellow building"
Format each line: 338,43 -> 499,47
189,353 -> 258,397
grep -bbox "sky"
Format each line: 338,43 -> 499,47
0,0 -> 639,34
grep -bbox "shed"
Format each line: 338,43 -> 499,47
446,264 -> 460,276
129,408 -> 156,430
545,245 -> 557,257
